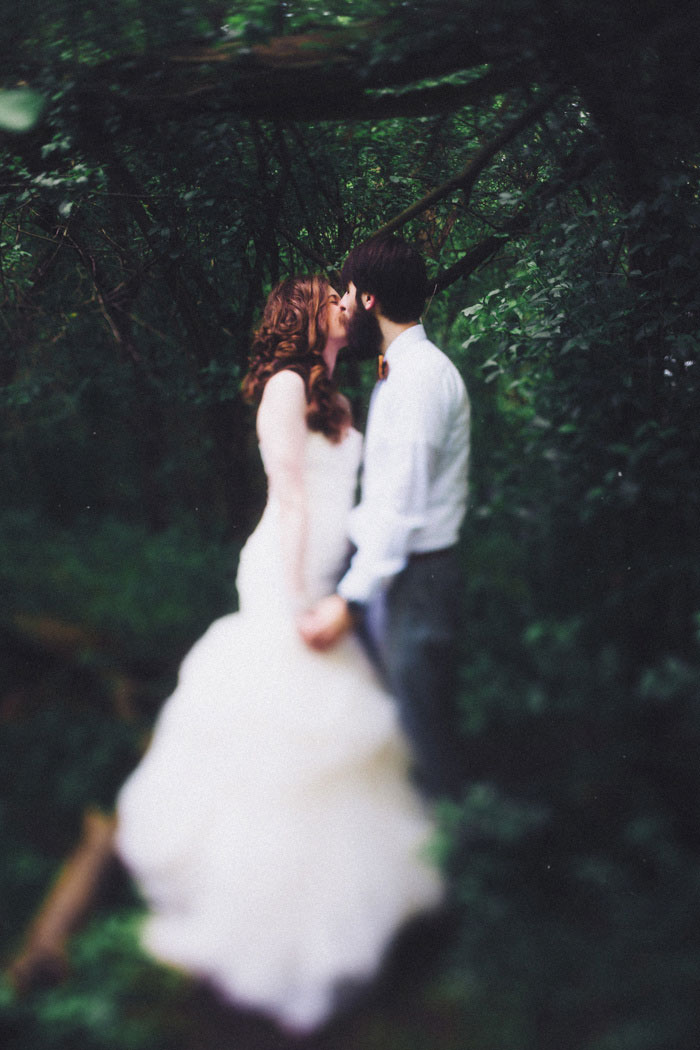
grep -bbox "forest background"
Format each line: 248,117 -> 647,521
1,2 -> 700,1049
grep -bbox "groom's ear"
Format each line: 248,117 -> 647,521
361,292 -> 376,311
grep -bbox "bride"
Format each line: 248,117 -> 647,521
115,274 -> 444,1035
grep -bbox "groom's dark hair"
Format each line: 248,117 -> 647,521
340,234 -> 428,323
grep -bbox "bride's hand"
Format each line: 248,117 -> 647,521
298,595 -> 353,650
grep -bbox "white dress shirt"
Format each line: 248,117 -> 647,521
338,323 -> 470,605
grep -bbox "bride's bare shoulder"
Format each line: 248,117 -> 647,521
261,369 -> 306,398
259,370 -> 306,414
257,371 -> 307,440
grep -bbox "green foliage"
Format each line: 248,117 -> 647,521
2,3 -> 700,1049
441,125 -> 700,1047
0,511 -> 237,676
0,914 -> 188,1050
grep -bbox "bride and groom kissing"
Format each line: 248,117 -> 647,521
12,233 -> 470,1036
298,232 -> 471,802
116,231 -> 471,1033
117,232 -> 470,1033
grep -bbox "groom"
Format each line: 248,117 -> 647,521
300,233 -> 470,799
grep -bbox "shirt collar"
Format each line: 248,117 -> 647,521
384,323 -> 425,363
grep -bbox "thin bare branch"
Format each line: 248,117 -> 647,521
432,141 -> 605,292
374,89 -> 560,238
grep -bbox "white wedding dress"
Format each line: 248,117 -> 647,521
115,426 -> 443,1033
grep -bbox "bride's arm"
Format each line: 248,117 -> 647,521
257,370 -> 309,613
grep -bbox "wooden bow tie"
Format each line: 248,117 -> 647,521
377,353 -> 389,380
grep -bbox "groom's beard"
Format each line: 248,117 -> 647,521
345,305 -> 383,362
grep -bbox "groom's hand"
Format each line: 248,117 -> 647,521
298,595 -> 353,650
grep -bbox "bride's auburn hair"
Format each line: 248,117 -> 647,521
242,274 -> 350,442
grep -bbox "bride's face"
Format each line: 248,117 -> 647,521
323,288 -> 347,345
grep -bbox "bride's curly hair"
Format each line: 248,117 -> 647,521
242,274 -> 350,442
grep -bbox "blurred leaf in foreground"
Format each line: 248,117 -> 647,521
0,89 -> 45,133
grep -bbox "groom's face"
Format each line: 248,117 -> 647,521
341,282 -> 383,362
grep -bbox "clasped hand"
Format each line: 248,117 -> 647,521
297,594 -> 353,650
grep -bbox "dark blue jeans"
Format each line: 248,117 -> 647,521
361,548 -> 464,800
